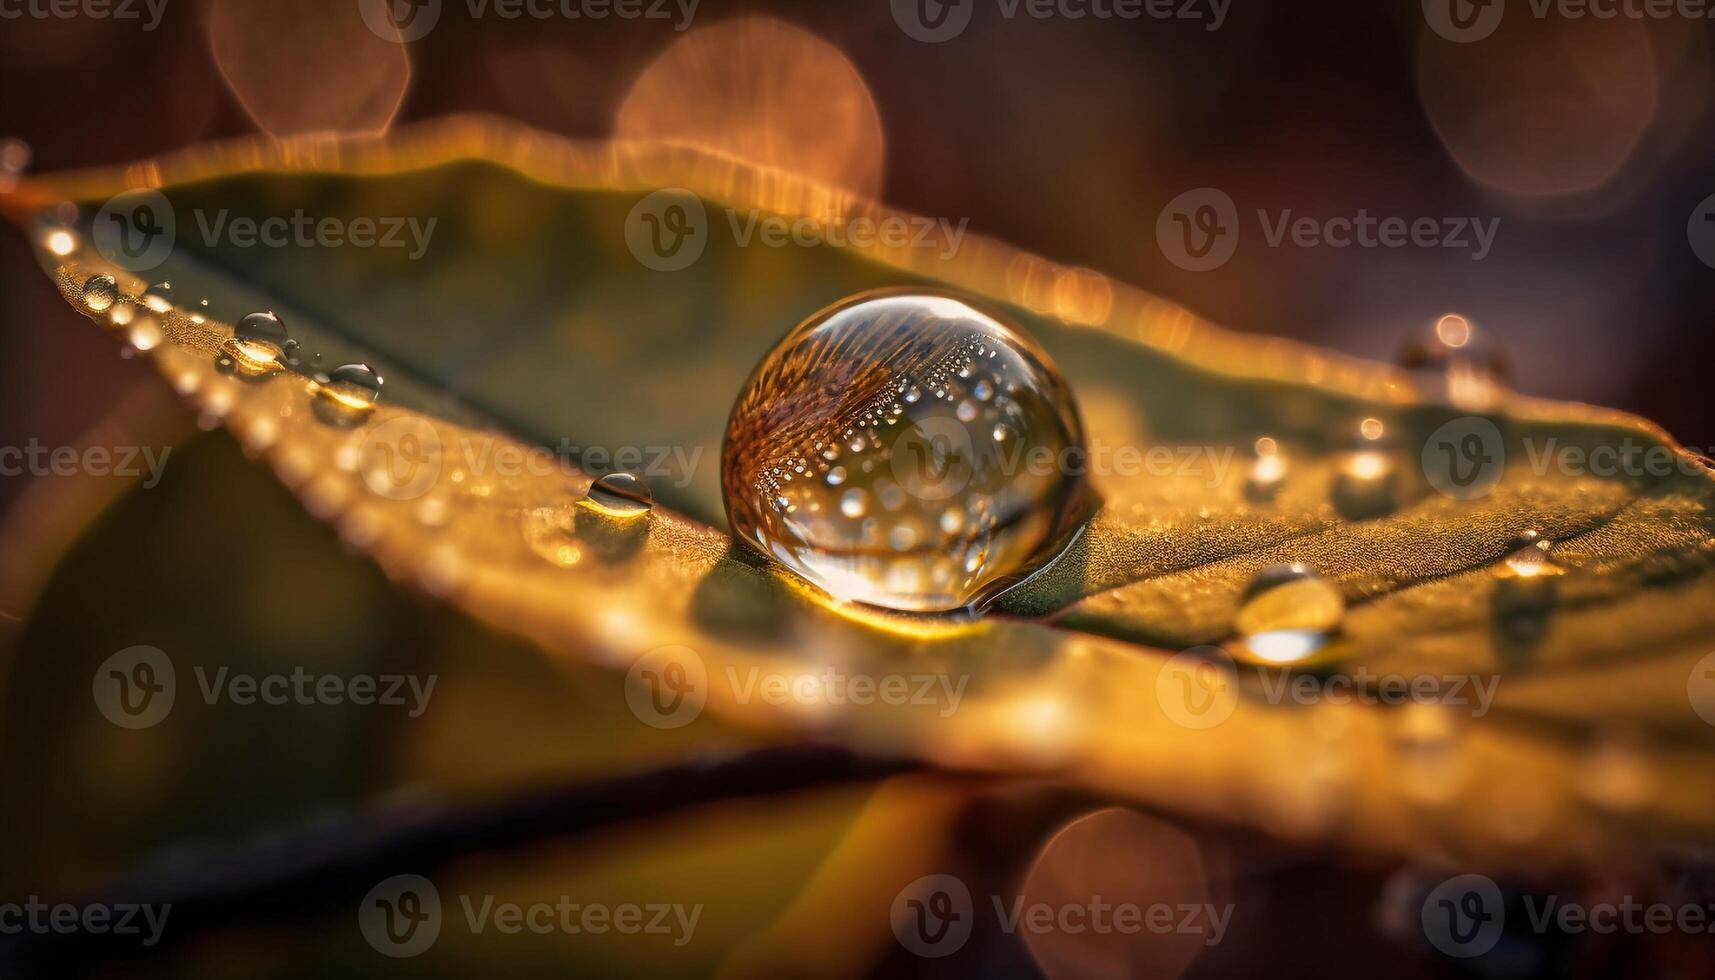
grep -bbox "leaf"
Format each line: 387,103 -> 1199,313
6,118 -> 1715,872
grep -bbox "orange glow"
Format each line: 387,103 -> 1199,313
616,17 -> 885,197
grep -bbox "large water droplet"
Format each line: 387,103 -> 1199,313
582,471 -> 653,518
1399,313 -> 1508,410
1233,563 -> 1345,664
81,274 -> 118,313
311,362 -> 382,424
219,310 -> 291,379
722,291 -> 1088,612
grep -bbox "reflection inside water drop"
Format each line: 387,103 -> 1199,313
582,471 -> 654,519
1399,313 -> 1508,409
721,291 -> 1089,612
218,311 -> 292,378
311,363 -> 383,424
1233,563 -> 1345,664
142,281 -> 175,313
80,274 -> 117,313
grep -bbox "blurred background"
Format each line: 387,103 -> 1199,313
4,0 -> 1714,526
2,1 -> 1714,977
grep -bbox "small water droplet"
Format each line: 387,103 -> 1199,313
1332,450 -> 1397,519
126,315 -> 164,353
142,281 -> 175,313
81,274 -> 118,312
1233,563 -> 1344,664
311,362 -> 383,424
1495,528 -> 1562,579
582,471 -> 653,518
1245,438 -> 1288,502
219,311 -> 291,379
0,138 -> 29,190
721,291 -> 1088,612
1399,314 -> 1508,410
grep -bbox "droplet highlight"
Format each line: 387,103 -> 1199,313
582,471 -> 653,519
80,274 -> 118,313
311,362 -> 383,424
721,291 -> 1089,612
1233,563 -> 1345,664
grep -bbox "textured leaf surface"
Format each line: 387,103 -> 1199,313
6,118 -> 1715,871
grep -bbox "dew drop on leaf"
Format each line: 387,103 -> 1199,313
126,315 -> 164,354
80,274 -> 117,313
141,281 -> 175,313
311,362 -> 382,424
1495,528 -> 1562,580
582,471 -> 653,519
721,291 -> 1088,612
1399,313 -> 1508,409
1233,562 -> 1345,664
1244,436 -> 1287,502
219,310 -> 292,378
